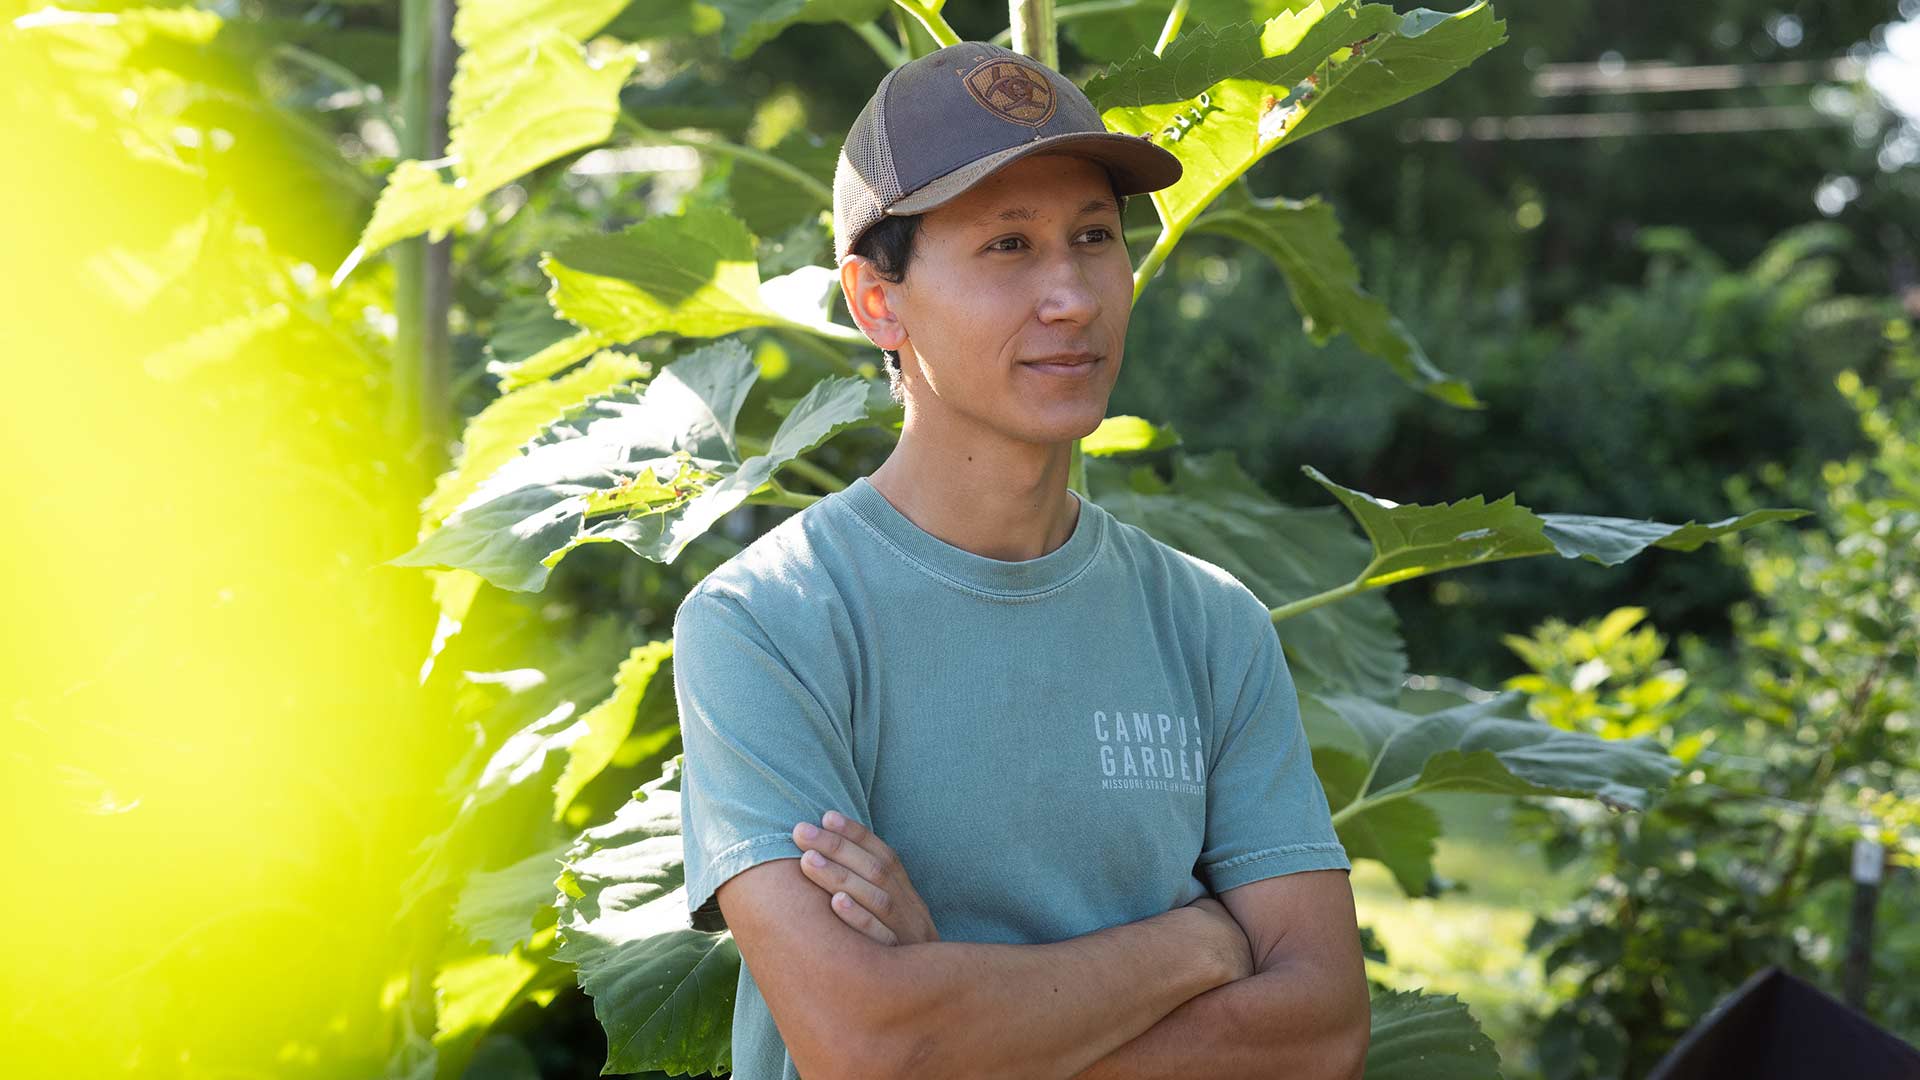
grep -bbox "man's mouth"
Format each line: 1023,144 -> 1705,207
1022,352 -> 1101,376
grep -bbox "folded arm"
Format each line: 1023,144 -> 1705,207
716,854 -> 1251,1080
1071,868 -> 1370,1080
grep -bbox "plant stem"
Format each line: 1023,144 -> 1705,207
1008,0 -> 1058,67
852,20 -> 910,67
747,480 -> 821,509
780,455 -> 850,493
777,325 -> 865,373
988,0 -> 1144,47
617,115 -> 833,207
892,0 -> 961,47
1131,223 -> 1184,303
1269,576 -> 1369,625
1153,0 -> 1190,55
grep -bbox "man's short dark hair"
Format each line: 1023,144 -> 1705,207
848,170 -> 1131,404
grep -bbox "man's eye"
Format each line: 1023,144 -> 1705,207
986,228 -> 1115,253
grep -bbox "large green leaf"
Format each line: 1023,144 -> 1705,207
386,339 -> 872,591
1191,181 -> 1475,406
345,24 -> 639,271
424,349 -> 650,528
1364,989 -> 1501,1079
705,0 -> 889,58
1065,0 -> 1314,64
1084,4 -> 1503,401
530,206 -> 864,376
1086,3 -> 1505,227
544,205 -> 782,343
554,757 -> 738,1076
1087,450 -> 1407,699
552,639 -> 675,818
1307,691 -> 1680,893
400,616 -> 633,917
453,842 -> 570,954
1302,465 -> 1812,591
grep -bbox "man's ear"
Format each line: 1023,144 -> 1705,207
838,254 -> 908,352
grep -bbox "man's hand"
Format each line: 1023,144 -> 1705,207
792,811 -> 941,946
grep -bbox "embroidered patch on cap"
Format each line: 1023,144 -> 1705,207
960,56 -> 1057,127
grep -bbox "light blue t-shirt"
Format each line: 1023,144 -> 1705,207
672,474 -> 1350,1080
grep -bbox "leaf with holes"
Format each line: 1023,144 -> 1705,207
387,338 -> 872,591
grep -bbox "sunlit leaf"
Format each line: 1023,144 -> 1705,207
425,349 -> 651,528
705,0 -> 889,59
346,22 -> 639,269
453,842 -> 570,953
1065,0 -> 1313,64
553,639 -> 675,818
1082,415 -> 1182,456
544,205 -> 781,343
389,339 -> 872,590
1086,3 -> 1506,228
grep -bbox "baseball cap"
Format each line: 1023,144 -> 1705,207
831,41 -> 1183,266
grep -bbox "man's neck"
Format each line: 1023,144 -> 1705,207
866,433 -> 1082,564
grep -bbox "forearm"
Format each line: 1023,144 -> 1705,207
1070,955 -> 1368,1080
860,906 -> 1235,1080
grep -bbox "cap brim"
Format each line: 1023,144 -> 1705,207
885,131 -> 1182,216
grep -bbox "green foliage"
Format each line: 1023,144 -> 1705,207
1309,691 -> 1680,895
347,0 -> 641,268
1192,181 -> 1476,407
1510,327 -> 1920,1077
554,757 -> 739,1076
390,339 -> 880,589
1501,607 -> 1697,746
1363,989 -> 1503,1079
346,2 -> 1826,1076
1086,1 -> 1507,401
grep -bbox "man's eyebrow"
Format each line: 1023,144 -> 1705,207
971,196 -> 1121,229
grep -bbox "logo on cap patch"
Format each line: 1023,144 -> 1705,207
961,56 -> 1056,127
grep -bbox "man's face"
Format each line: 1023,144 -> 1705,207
852,152 -> 1133,446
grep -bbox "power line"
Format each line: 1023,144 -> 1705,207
1399,104 -> 1846,142
1531,57 -> 1863,97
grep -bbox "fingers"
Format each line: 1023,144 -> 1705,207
798,846 -> 895,923
828,890 -> 898,945
792,815 -> 892,885
822,811 -> 900,865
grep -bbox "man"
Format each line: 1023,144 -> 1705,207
672,40 -> 1369,1080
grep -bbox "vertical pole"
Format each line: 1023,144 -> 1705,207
1843,837 -> 1885,1008
394,0 -> 457,1051
1007,0 -> 1058,99
391,0 -> 456,471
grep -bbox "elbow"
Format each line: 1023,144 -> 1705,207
789,1030 -> 934,1080
781,947 -> 947,1080
1332,1001 -> 1370,1080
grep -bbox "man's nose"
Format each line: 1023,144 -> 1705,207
1036,252 -> 1102,325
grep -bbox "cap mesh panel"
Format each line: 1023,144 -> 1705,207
833,68 -> 904,264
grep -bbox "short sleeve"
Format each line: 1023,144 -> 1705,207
673,586 -> 870,932
1198,589 -> 1351,893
